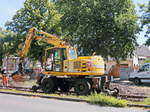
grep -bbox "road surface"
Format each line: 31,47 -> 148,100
0,93 -> 149,112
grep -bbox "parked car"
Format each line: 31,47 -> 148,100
129,63 -> 150,85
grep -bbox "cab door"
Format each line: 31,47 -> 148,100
45,48 -> 66,72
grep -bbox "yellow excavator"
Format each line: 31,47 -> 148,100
14,27 -> 118,95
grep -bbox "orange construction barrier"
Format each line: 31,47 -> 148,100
2,75 -> 9,87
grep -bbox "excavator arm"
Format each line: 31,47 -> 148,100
13,27 -> 69,82
18,27 -> 36,57
18,27 -> 67,57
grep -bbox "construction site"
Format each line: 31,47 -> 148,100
1,27 -> 150,101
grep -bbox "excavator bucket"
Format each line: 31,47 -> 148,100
12,73 -> 30,82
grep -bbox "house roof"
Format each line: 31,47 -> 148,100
135,45 -> 150,57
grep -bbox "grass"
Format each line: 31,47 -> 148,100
87,93 -> 128,107
133,97 -> 150,105
144,97 -> 150,105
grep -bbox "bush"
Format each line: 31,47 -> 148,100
87,93 -> 128,107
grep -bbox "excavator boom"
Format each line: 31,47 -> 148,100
18,27 -> 67,57
18,27 -> 36,57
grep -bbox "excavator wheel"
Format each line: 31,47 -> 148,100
31,85 -> 39,92
41,77 -> 57,93
74,79 -> 91,95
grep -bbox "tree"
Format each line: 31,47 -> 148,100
56,0 -> 139,63
141,1 -> 150,45
5,0 -> 62,67
0,29 -> 17,66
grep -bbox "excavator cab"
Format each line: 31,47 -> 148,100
45,48 -> 66,72
45,47 -> 77,72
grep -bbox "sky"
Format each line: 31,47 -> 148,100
0,0 -> 149,45
132,0 -> 149,45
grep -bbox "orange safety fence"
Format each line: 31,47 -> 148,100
2,75 -> 9,87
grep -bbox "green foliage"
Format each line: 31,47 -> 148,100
5,0 -> 139,64
0,29 -> 17,66
87,93 -> 128,107
141,1 -> 150,45
5,0 -> 62,66
57,0 -> 139,62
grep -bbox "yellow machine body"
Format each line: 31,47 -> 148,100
43,56 -> 104,76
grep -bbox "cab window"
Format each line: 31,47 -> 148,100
68,48 -> 77,59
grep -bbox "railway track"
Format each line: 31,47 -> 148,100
118,94 -> 148,102
0,86 -> 148,102
0,86 -> 32,92
0,86 -> 75,95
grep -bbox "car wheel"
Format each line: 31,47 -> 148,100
134,78 -> 141,85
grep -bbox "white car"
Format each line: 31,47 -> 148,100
129,63 -> 150,85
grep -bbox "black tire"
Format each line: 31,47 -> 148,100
134,78 -> 141,85
31,85 -> 39,92
41,78 -> 57,93
112,87 -> 119,96
74,79 -> 91,95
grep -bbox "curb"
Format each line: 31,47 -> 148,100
128,104 -> 150,108
0,91 -> 87,103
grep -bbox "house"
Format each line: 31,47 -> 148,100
134,45 -> 150,65
105,45 -> 150,79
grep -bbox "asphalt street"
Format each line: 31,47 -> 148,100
0,93 -> 149,112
